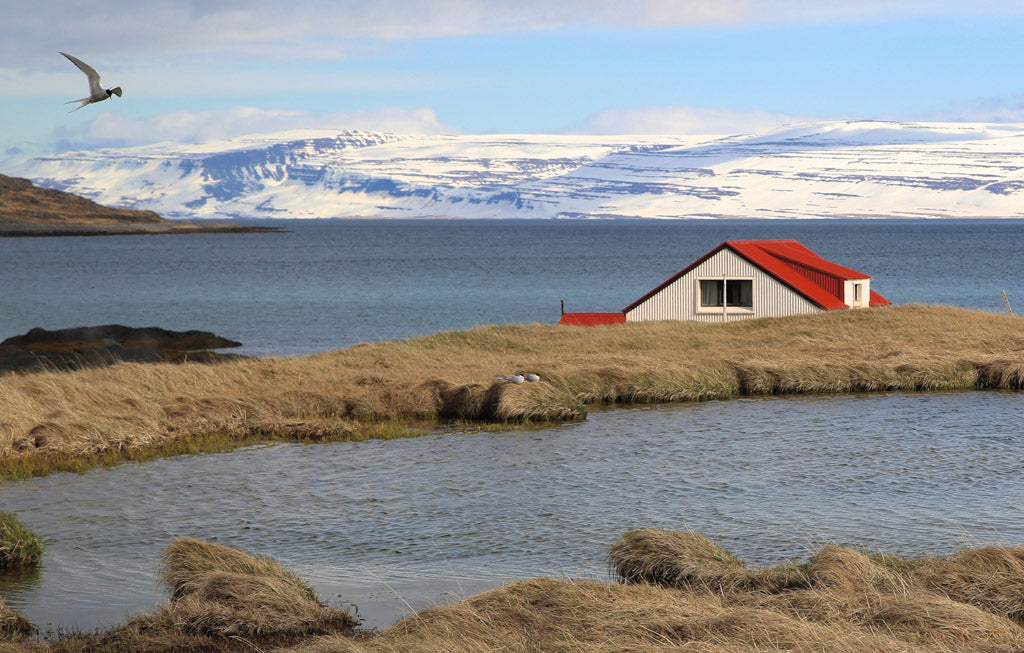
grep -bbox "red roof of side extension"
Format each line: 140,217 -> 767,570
624,239 -> 891,313
558,312 -> 627,326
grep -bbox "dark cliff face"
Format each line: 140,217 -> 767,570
0,325 -> 247,373
0,173 -> 166,226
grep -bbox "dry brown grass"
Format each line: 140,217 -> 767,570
281,531 -> 1024,653
0,601 -> 33,643
604,529 -> 1024,653
35,537 -> 358,652
1,304 -> 1022,478
284,577 -> 915,653
142,537 -> 357,643
9,531 -> 1024,651
158,537 -> 319,603
609,529 -> 811,595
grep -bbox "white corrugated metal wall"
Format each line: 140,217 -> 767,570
625,249 -> 820,322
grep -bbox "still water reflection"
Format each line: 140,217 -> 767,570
1,391 -> 1022,631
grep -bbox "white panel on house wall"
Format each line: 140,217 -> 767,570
843,278 -> 871,308
625,248 -> 819,322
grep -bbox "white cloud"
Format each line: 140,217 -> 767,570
49,106 -> 458,150
569,105 -> 809,136
4,1 -> 1024,66
43,103 -> 807,151
928,95 -> 1024,124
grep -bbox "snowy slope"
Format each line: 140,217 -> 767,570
10,121 -> 1024,219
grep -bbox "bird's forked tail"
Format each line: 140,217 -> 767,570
64,97 -> 91,112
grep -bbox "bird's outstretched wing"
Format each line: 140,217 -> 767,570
60,52 -> 103,96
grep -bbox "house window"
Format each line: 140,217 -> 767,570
700,279 -> 753,309
700,280 -> 723,307
853,282 -> 863,303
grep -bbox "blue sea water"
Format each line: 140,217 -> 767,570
1,218 -> 1023,355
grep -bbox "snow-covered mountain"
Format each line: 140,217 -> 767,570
10,120 -> 1024,219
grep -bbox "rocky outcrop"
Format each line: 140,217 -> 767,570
0,325 -> 246,373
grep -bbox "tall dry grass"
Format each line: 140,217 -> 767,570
9,531 -> 1024,651
601,528 -> 1024,653
1,304 -> 1022,477
285,577 -> 914,653
608,530 -> 811,594
42,537 -> 358,652
283,530 -> 1024,653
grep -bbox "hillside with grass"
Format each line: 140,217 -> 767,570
0,304 -> 1021,478
0,173 -> 276,235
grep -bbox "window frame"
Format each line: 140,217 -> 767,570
697,278 -> 755,313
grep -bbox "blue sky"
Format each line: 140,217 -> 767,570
3,1 -> 1024,160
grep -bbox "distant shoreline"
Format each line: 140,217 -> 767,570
0,221 -> 284,237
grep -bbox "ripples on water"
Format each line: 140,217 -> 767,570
1,391 -> 1022,631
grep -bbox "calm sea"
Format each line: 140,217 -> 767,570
1,219 -> 1023,633
1,218 -> 1023,355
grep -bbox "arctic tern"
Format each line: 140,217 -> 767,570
61,52 -> 121,112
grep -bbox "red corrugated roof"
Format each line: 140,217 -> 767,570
558,312 -> 626,326
868,290 -> 891,307
624,239 -> 891,313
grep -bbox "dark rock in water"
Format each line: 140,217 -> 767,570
0,325 -> 247,373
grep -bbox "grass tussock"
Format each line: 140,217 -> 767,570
158,537 -> 319,603
10,531 -> 1024,651
284,577 -> 916,653
0,600 -> 33,643
608,529 -> 811,594
0,513 -> 42,569
42,538 -> 358,652
603,528 -> 1024,652
284,531 -> 1024,652
1,304 -> 1023,478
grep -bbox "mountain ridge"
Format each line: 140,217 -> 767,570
10,121 -> 1024,220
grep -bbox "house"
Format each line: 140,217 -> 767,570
559,239 -> 890,325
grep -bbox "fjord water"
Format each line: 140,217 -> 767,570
1,218 -> 1023,632
1,218 -> 1023,355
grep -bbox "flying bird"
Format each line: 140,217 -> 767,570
60,52 -> 122,112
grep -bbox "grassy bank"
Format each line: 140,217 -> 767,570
13,537 -> 358,652
299,530 -> 1024,652
0,513 -> 42,569
8,532 -> 1024,651
1,304 -> 1022,478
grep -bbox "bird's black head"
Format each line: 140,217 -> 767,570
107,87 -> 123,98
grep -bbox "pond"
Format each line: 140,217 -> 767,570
1,391 -> 1022,632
